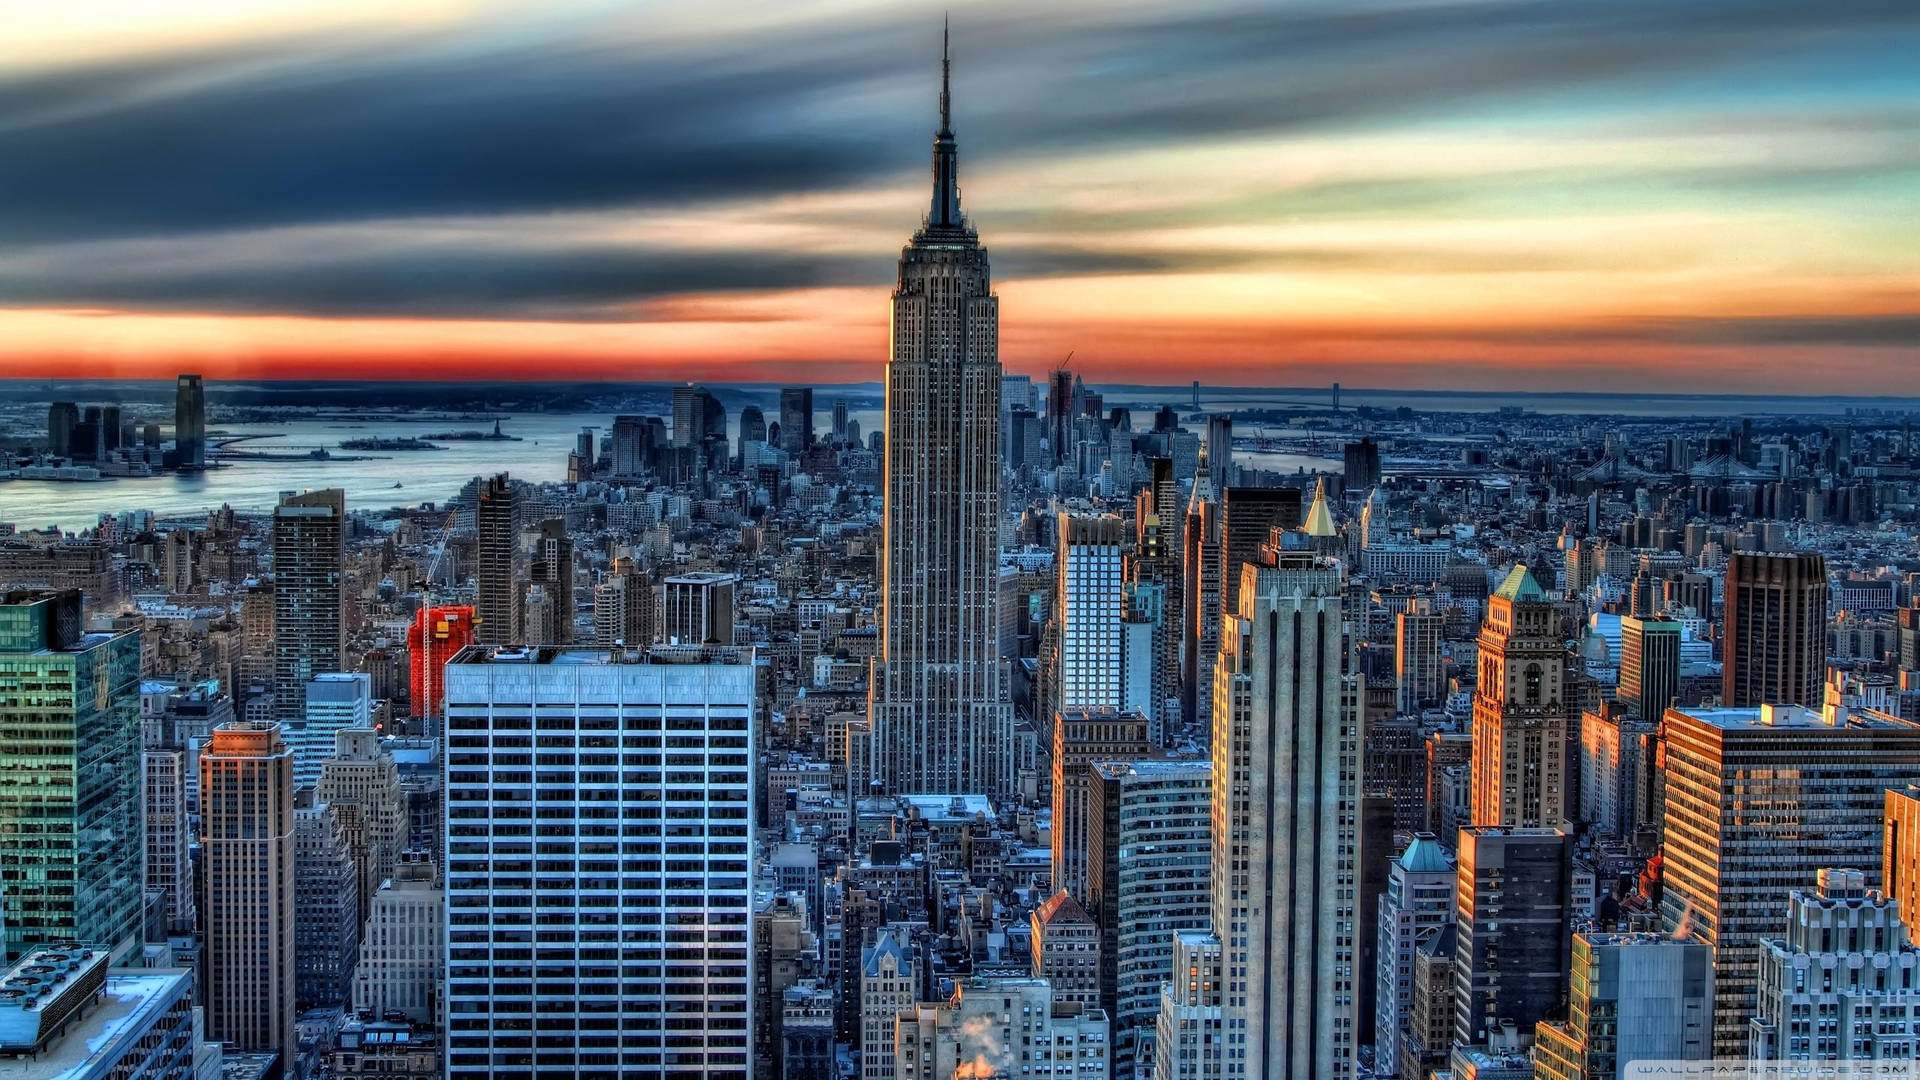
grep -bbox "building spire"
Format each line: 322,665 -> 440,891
940,15 -> 952,136
924,16 -> 967,236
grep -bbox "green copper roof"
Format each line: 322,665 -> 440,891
1494,564 -> 1549,602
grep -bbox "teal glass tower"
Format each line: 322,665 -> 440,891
0,589 -> 143,960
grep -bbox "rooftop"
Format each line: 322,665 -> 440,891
1671,703 -> 1919,731
448,644 -> 753,667
0,969 -> 190,1080
1492,564 -> 1549,602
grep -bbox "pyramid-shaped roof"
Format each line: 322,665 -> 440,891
1303,478 -> 1338,537
1493,564 -> 1549,602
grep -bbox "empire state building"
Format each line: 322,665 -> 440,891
868,30 -> 1013,796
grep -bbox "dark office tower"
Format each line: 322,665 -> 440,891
1344,437 -> 1382,490
1618,615 -> 1681,720
1218,485 -> 1303,615
1047,367 -> 1074,466
272,489 -> 345,723
663,572 -> 736,646
527,518 -> 572,646
610,414 -> 647,478
1206,415 -> 1233,491
739,405 -> 767,455
780,387 -> 814,454
174,374 -> 206,468
99,405 -> 122,453
1134,457 -> 1184,729
1470,567 -> 1568,829
1453,827 -> 1571,1050
1723,550 -> 1828,708
869,33 -> 1013,796
1181,465 -> 1220,729
832,399 -> 849,444
474,474 -> 519,646
45,401 -> 78,458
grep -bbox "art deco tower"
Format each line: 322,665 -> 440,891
870,28 -> 1013,795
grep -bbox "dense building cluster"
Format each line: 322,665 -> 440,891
5,45 -> 1920,1080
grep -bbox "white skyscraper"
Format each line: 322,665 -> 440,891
296,671 -> 370,790
443,644 -> 756,1078
1373,834 -> 1455,1077
1213,550 -> 1358,1079
869,30 -> 1013,796
1056,512 -> 1125,715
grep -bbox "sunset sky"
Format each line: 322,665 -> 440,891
1,0 -> 1915,393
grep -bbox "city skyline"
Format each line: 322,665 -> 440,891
2,1 -> 1915,393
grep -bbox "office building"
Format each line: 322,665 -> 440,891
1154,931 -> 1225,1080
296,671 -> 370,789
1056,513 -> 1125,716
0,949 -> 202,1080
474,474 -> 519,646
201,720 -> 297,1055
611,414 -> 649,477
1453,827 -> 1572,1050
1470,566 -> 1569,828
1399,924 -> 1456,1080
1659,702 -> 1920,1055
46,400 -> 78,459
144,742 -> 197,935
1534,933 -> 1712,1079
1618,614 -> 1681,720
1206,415 -> 1233,491
738,405 -> 766,462
272,489 -> 345,722
1577,701 -> 1654,839
1213,552 -> 1357,1079
858,930 -> 915,1080
1723,550 -> 1829,708
0,590 -> 142,961
174,373 -> 205,469
1087,758 -> 1212,1075
1217,486 -> 1303,616
1052,707 -> 1151,899
780,388 -> 814,454
1343,438 -> 1381,490
1395,599 -> 1445,714
1032,890 -> 1102,1009
315,727 -> 407,924
1751,867 -> 1920,1061
294,802 -> 362,1008
662,571 -> 736,645
1886,785 -> 1920,947
672,384 -> 723,449
1181,466 -> 1221,731
354,852 -> 443,1028
1373,834 -> 1454,1078
526,517 -> 573,646
894,974 -> 1108,1080
867,42 -> 1014,797
831,399 -> 849,443
408,604 -> 474,723
443,644 -> 755,1078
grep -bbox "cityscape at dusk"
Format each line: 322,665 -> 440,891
2,4 -> 1920,1080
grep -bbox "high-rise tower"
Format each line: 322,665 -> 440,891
474,473 -> 518,646
1723,550 -> 1828,708
272,488 -> 345,722
1469,565 -> 1569,829
869,27 -> 1013,795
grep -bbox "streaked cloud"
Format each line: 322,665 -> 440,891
0,0 -> 1914,390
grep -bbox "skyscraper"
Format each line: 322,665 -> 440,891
1618,613 -> 1681,719
1659,702 -> 1920,1055
293,802 -> 361,1008
1343,437 -> 1381,490
272,489 -> 345,722
663,571 -> 736,645
1885,784 -> 1920,946
474,473 -> 519,646
1056,513 -> 1125,716
611,414 -> 648,477
1218,485 -> 1302,616
0,589 -> 143,961
1452,827 -> 1572,1050
1723,550 -> 1828,708
1469,566 -> 1569,828
1373,834 -> 1454,1078
868,32 -> 1013,796
780,388 -> 814,454
46,400 -> 78,459
1533,933 -> 1712,1077
1182,464 -> 1221,729
527,517 -> 573,645
1213,551 -> 1358,1079
1051,706 -> 1150,899
408,604 -> 474,724
1206,415 -> 1233,492
1394,599 -> 1445,714
201,720 -> 297,1055
173,373 -> 205,469
297,670 -> 370,788
443,644 -> 755,1078
832,399 -> 849,443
